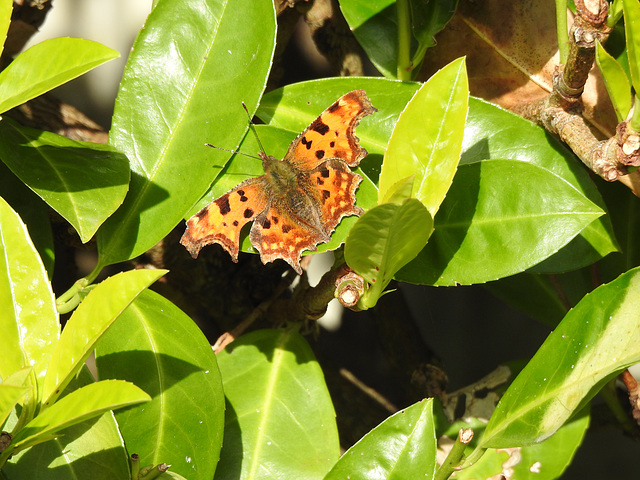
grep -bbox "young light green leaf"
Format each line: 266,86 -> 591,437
215,329 -> 340,480
345,199 -> 433,308
10,380 -> 150,452
381,175 -> 415,204
595,40 -> 632,122
0,197 -> 58,400
95,289 -> 224,480
397,159 -> 604,286
0,384 -> 27,428
0,0 -> 12,59
2,367 -> 131,480
623,0 -> 640,130
481,266 -> 640,448
325,399 -> 436,480
378,57 -> 468,216
41,269 -> 167,407
97,0 -> 276,267
0,37 -> 118,115
0,118 -> 130,243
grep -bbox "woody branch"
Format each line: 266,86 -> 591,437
516,0 -> 640,194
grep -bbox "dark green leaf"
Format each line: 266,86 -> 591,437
215,330 -> 339,479
95,289 -> 224,480
0,118 -> 130,243
0,38 -> 118,115
339,0 -> 398,77
97,0 -> 276,266
0,161 -> 54,276
409,0 -> 457,61
398,159 -> 604,285
482,267 -> 640,447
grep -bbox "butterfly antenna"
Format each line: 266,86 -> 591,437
204,143 -> 261,161
242,102 -> 267,156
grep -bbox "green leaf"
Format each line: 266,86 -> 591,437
452,409 -> 589,480
95,289 -> 224,480
0,118 -> 130,243
345,199 -> 433,308
409,0 -> 457,63
481,266 -> 640,448
11,380 -> 150,451
623,0 -> 640,130
0,197 -> 58,400
41,269 -> 167,407
595,40 -> 632,122
0,162 -> 54,276
324,398 -> 437,480
0,0 -> 12,59
215,329 -> 340,480
0,38 -> 118,115
0,384 -> 26,429
339,0 -> 398,77
97,0 -> 276,267
398,159 -> 604,285
2,368 -> 131,480
260,81 -> 617,271
378,57 -> 468,216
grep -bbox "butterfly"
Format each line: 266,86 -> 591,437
180,90 -> 377,274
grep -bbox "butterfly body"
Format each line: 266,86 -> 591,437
181,90 -> 377,274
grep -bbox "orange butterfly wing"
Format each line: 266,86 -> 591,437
180,177 -> 269,260
284,89 -> 377,171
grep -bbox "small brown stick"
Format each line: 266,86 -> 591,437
622,369 -> 640,426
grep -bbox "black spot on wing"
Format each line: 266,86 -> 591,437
282,224 -> 292,233
322,190 -> 330,202
217,195 -> 231,215
301,137 -> 312,150
310,118 -> 330,135
315,150 -> 325,159
244,208 -> 254,218
328,101 -> 341,113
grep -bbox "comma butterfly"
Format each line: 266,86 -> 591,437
180,90 -> 377,274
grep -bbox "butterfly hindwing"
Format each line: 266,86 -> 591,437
181,177 -> 269,260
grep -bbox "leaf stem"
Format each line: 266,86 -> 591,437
435,428 -> 474,480
396,0 -> 412,80
556,0 -> 570,64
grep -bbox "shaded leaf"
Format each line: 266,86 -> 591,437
2,368 -> 130,480
0,161 -> 54,276
0,118 -> 130,242
11,380 -> 150,452
398,159 -> 604,285
215,329 -> 339,480
0,384 -> 26,429
324,399 -> 436,480
97,0 -> 276,266
41,269 -> 167,407
340,0 -> 398,77
482,267 -> 640,447
95,289 -> 224,480
0,38 -> 118,115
